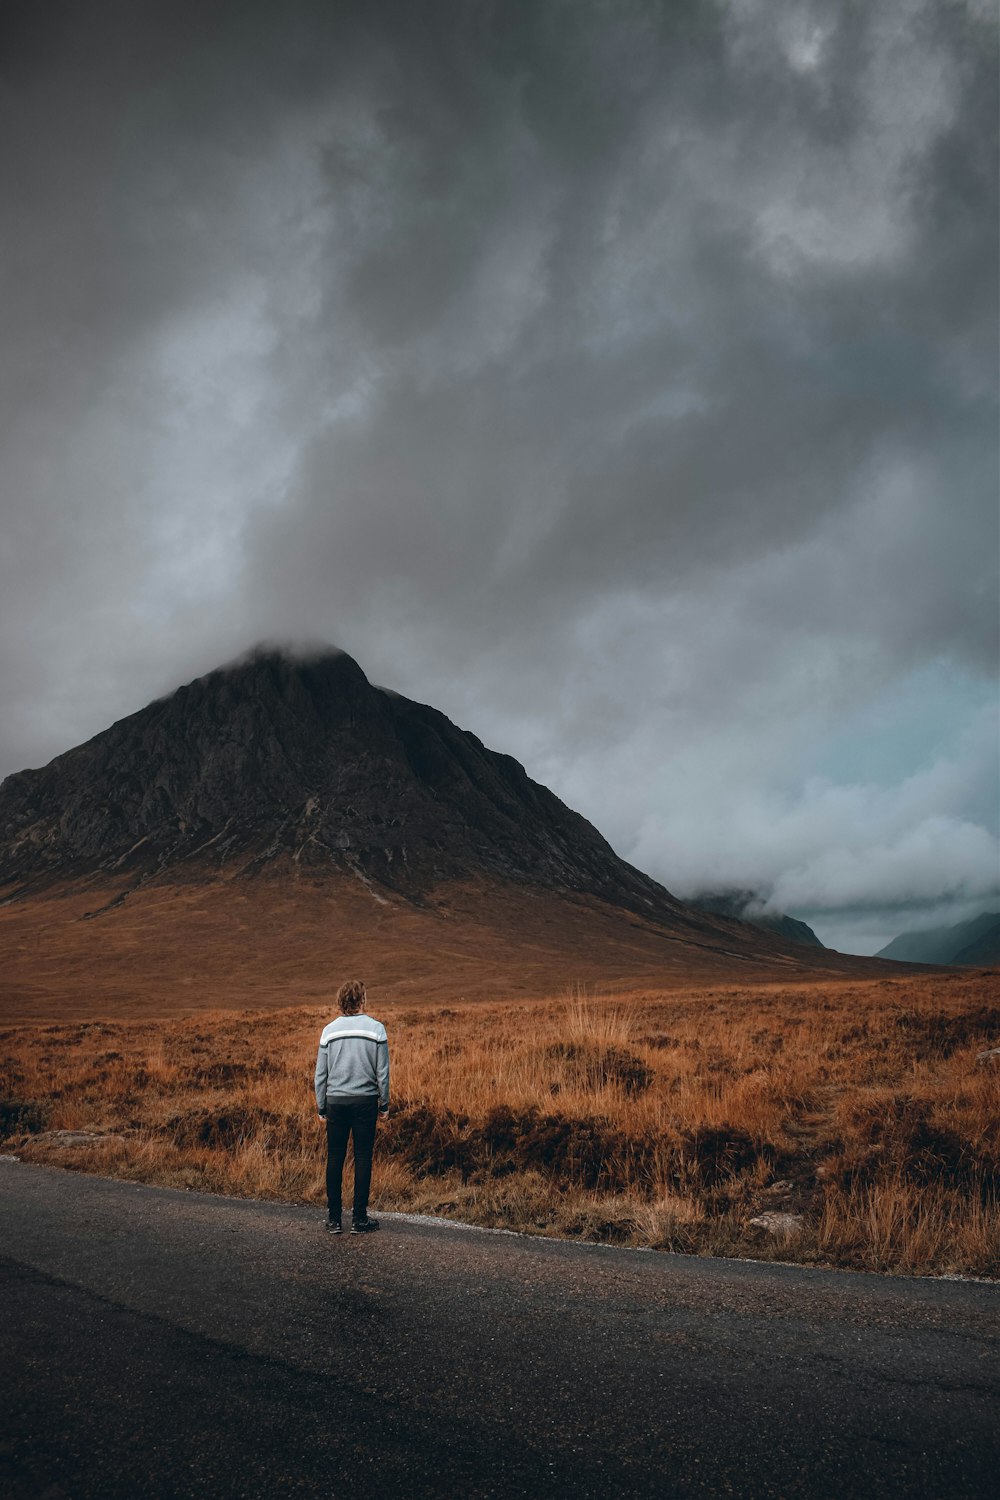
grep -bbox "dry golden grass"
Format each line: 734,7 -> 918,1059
0,870 -> 909,1023
2,970 -> 997,1277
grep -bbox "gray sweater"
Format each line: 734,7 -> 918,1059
314,1012 -> 390,1113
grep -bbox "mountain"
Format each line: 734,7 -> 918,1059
686,889 -> 825,949
0,646 -> 688,917
876,911 -> 1000,967
0,646 -> 917,1021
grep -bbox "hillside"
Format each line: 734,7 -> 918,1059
687,889 -> 824,948
876,911 -> 1000,967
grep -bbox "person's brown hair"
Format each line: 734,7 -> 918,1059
336,979 -> 366,1016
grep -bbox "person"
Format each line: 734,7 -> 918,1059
314,979 -> 389,1234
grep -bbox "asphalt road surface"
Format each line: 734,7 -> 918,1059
1,1160 -> 997,1500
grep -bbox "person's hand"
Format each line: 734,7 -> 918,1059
317,1112 -> 325,1121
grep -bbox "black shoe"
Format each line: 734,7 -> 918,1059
351,1216 -> 380,1234
325,1215 -> 343,1234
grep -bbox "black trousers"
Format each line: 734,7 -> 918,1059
324,1097 -> 379,1221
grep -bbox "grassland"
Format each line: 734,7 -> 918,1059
0,873 -> 902,1024
2,970 -> 997,1277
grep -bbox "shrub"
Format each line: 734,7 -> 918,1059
891,1007 -> 1000,1059
546,1042 -> 654,1095
666,1125 -> 769,1190
382,1098 -> 659,1192
0,1096 -> 48,1137
168,1106 -> 299,1151
825,1093 -> 999,1199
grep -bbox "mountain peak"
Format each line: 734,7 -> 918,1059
171,641 -> 371,706
212,639 -> 357,674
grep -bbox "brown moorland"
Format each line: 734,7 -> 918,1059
0,866 -> 929,1026
3,969 -> 997,1277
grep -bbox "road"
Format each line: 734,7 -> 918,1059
1,1159 -> 997,1499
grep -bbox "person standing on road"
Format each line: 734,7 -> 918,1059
314,979 -> 389,1235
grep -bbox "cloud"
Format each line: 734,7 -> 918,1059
0,0 -> 995,954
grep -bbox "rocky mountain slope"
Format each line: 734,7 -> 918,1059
0,646 -> 691,921
687,889 -> 824,948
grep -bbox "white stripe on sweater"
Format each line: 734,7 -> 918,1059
320,1024 -> 384,1045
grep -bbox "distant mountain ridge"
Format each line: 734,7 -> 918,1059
876,911 -> 1000,967
687,889 -> 825,949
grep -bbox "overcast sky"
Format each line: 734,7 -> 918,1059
1,0 -> 996,953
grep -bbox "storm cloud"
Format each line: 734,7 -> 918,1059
1,0 -> 996,951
